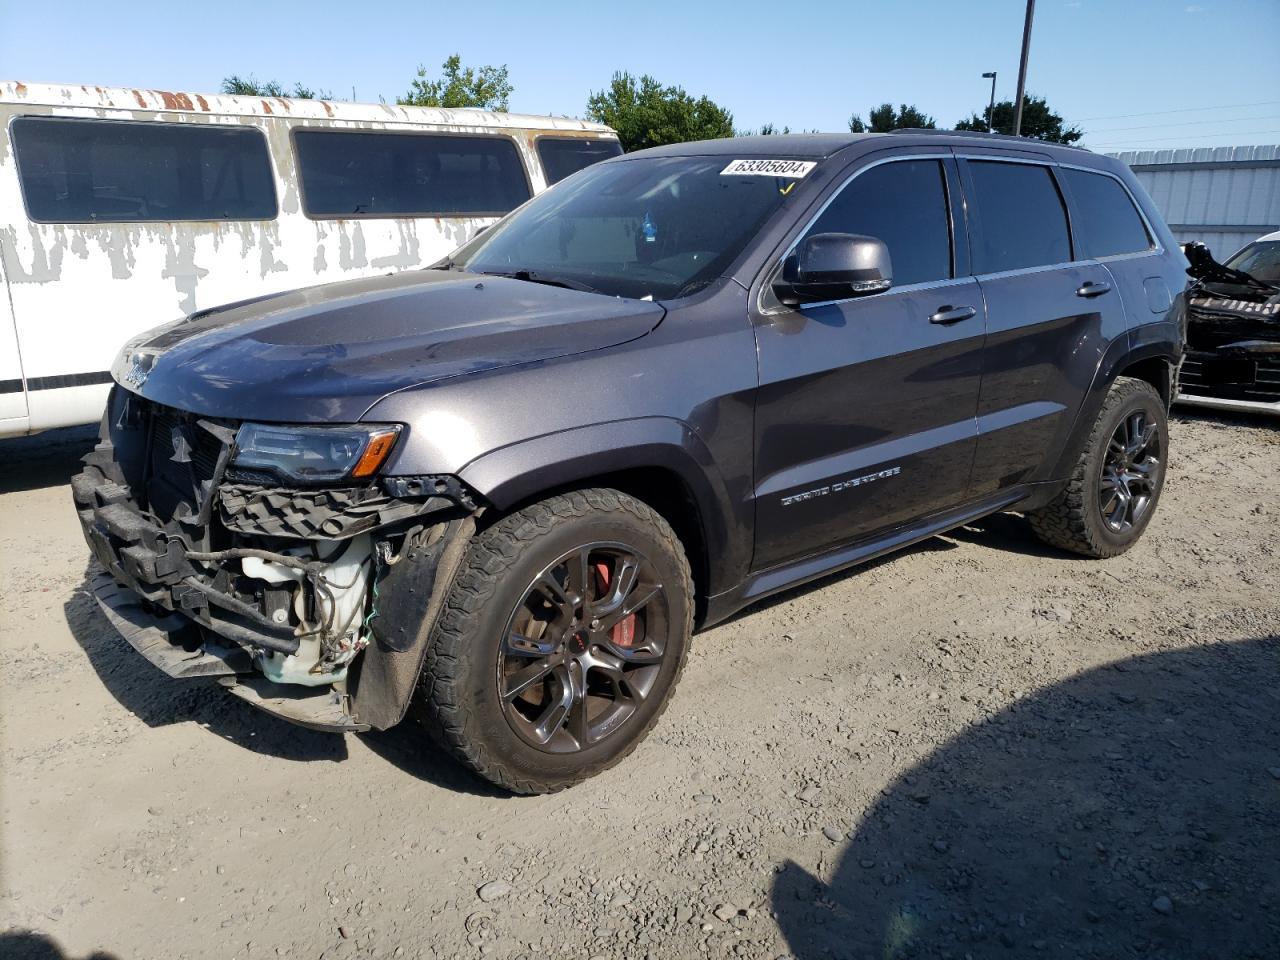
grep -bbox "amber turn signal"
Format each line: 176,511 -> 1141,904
351,427 -> 401,479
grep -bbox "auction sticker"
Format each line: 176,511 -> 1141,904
721,158 -> 816,178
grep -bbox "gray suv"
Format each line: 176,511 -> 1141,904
74,131 -> 1186,793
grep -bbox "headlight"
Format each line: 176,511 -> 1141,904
231,423 -> 402,483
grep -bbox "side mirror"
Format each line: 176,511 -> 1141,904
774,233 -> 893,306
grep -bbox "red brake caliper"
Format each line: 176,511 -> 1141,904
595,562 -> 637,648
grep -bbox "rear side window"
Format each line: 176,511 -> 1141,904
1061,168 -> 1152,258
536,138 -> 624,185
967,161 -> 1071,273
11,116 -> 277,223
806,159 -> 952,286
294,130 -> 531,218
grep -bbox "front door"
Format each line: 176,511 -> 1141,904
751,156 -> 986,570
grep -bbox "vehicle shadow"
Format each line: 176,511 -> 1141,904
948,510 -> 1092,560
359,723 -> 511,798
0,426 -> 98,494
63,562 -> 348,764
771,635 -> 1280,959
0,931 -> 120,960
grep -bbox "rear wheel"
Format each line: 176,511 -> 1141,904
415,489 -> 693,794
1028,377 -> 1168,558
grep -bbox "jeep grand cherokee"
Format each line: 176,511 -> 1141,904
74,131 -> 1187,793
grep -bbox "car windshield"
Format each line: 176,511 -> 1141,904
1226,240 -> 1280,284
444,155 -> 810,300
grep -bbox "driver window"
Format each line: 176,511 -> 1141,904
806,159 -> 952,287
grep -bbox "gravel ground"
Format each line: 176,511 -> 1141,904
1,412 -> 1277,960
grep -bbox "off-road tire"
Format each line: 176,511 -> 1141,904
1028,377 -> 1168,558
414,488 -> 694,794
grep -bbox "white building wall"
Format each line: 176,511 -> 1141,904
1108,144 -> 1280,259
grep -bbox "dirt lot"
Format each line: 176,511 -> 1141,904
1,411 -> 1277,960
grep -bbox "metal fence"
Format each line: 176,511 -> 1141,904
1107,144 -> 1280,259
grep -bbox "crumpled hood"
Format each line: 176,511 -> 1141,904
115,270 -> 666,422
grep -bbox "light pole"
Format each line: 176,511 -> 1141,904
982,72 -> 997,133
1013,0 -> 1036,137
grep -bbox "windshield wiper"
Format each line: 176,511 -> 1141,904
485,269 -> 603,295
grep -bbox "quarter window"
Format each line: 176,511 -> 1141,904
805,159 -> 952,287
1061,168 -> 1152,259
967,161 -> 1071,273
294,130 -> 531,218
12,116 -> 277,223
537,138 -> 624,185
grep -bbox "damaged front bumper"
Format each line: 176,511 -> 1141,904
74,388 -> 479,732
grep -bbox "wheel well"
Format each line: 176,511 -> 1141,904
490,467 -> 710,622
1117,356 -> 1173,408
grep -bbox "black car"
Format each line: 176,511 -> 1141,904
74,131 -> 1187,793
1178,233 -> 1280,415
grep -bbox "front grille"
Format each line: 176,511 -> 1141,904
148,405 -> 223,484
1179,353 -> 1280,404
142,400 -> 231,525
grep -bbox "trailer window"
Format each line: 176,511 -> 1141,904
294,130 -> 531,218
536,138 -> 624,185
11,116 -> 277,223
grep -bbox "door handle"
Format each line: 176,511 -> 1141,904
929,305 -> 977,325
1076,280 -> 1112,298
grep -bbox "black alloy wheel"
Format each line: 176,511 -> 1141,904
1027,376 -> 1169,558
499,543 -> 668,753
1099,410 -> 1162,533
416,488 -> 693,794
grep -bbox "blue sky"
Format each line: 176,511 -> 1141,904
3,0 -> 1277,151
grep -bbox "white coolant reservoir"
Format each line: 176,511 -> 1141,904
243,534 -> 373,687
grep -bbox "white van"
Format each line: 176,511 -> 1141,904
0,81 -> 622,437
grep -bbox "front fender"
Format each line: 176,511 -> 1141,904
458,416 -> 748,599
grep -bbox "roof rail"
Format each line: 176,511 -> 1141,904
887,128 -> 1093,153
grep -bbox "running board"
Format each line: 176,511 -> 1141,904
705,487 -> 1031,626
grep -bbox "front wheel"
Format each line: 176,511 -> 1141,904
1028,377 -> 1168,558
415,489 -> 693,794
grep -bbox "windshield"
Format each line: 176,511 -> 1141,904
1226,240 -> 1280,284
444,156 -> 809,300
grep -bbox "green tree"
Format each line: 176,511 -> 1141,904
954,94 -> 1082,144
736,122 -> 791,136
398,55 -> 512,110
586,72 -> 734,152
849,103 -> 936,133
221,75 -> 330,99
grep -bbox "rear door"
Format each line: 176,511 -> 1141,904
751,155 -> 986,570
958,155 -> 1129,495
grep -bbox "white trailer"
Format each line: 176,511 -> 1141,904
0,81 -> 621,436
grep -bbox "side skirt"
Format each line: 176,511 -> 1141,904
702,483 -> 1059,628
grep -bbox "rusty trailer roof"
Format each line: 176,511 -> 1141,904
0,80 -> 615,135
